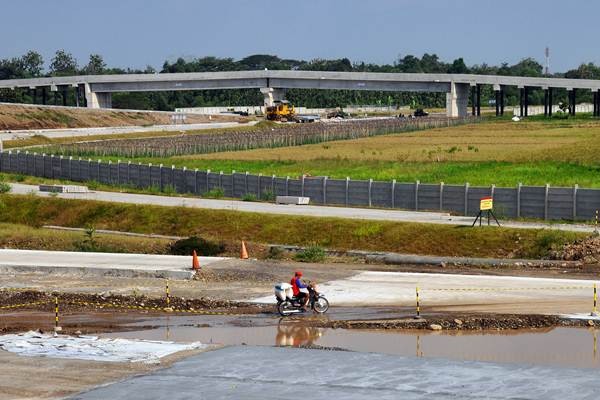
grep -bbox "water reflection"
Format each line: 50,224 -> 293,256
275,324 -> 324,347
99,314 -> 600,369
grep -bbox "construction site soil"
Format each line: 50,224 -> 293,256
0,103 -> 245,130
0,289 -> 594,334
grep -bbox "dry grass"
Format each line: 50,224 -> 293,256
0,194 -> 585,259
0,103 -> 245,130
186,119 -> 600,164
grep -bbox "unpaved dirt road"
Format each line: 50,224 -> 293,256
1,258 -> 599,315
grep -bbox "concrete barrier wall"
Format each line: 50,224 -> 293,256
1,151 -> 598,221
513,103 -> 594,117
175,105 -> 411,115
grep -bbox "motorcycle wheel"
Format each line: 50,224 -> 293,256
312,296 -> 330,313
277,300 -> 295,317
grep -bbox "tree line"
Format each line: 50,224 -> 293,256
1,50 -> 600,110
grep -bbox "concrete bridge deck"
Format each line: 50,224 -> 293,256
1,71 -> 599,117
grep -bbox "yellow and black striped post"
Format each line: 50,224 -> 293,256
415,286 -> 420,318
54,296 -> 60,332
592,283 -> 598,316
165,280 -> 170,308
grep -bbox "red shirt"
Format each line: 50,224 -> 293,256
291,277 -> 299,296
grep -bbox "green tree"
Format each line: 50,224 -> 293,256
20,51 -> 44,77
448,58 -> 469,74
50,49 -> 78,76
83,54 -> 106,75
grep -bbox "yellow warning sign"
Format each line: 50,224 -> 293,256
480,196 -> 493,211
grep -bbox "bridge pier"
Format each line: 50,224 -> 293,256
519,87 -> 525,118
594,90 -> 599,117
568,89 -> 576,116
524,87 -> 529,117
446,82 -> 469,117
260,87 -> 286,107
84,84 -> 112,108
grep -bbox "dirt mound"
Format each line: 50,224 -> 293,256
193,268 -> 275,283
317,314 -> 589,331
551,235 -> 600,264
0,104 -> 245,130
0,289 -> 266,314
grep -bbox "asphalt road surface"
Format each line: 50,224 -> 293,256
8,183 -> 598,233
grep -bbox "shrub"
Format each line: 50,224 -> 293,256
0,183 -> 11,193
11,174 -> 26,182
293,246 -> 326,263
162,184 -> 177,195
203,187 -> 225,199
525,230 -> 573,259
267,246 -> 285,260
86,180 -> 100,190
169,236 -> 225,256
261,190 -> 276,202
242,193 -> 257,202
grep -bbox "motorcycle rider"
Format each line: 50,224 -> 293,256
290,270 -> 310,311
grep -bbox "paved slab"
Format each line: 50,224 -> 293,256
10,183 -> 597,233
254,271 -> 598,314
0,249 -> 225,279
70,346 -> 600,400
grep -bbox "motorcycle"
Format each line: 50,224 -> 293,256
276,282 -> 330,316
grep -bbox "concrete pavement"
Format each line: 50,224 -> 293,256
70,345 -> 600,400
254,271 -> 598,315
8,183 -> 599,233
0,121 -> 253,142
0,249 -> 225,279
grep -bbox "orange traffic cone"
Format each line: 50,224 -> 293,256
192,250 -> 200,270
240,240 -> 249,260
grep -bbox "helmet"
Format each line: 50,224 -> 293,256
295,270 -> 303,277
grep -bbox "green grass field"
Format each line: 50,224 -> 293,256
33,115 -> 600,187
0,222 -> 172,254
0,194 -> 585,259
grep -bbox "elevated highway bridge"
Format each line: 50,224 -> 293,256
1,70 -> 599,117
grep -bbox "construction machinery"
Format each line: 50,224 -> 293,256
266,100 -> 296,122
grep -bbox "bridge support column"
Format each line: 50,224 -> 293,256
84,84 -> 112,108
260,87 -> 286,107
446,82 -> 469,117
548,88 -> 553,117
524,87 -> 529,117
61,86 -> 68,106
500,87 -> 505,116
568,89 -> 576,116
476,84 -> 481,116
543,88 -> 549,117
519,87 -> 524,117
494,85 -> 500,116
594,90 -> 599,117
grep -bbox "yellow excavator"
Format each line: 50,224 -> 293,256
266,100 -> 296,122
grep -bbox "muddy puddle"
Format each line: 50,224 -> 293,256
99,313 -> 600,369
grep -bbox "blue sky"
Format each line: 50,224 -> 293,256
2,0 -> 599,72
